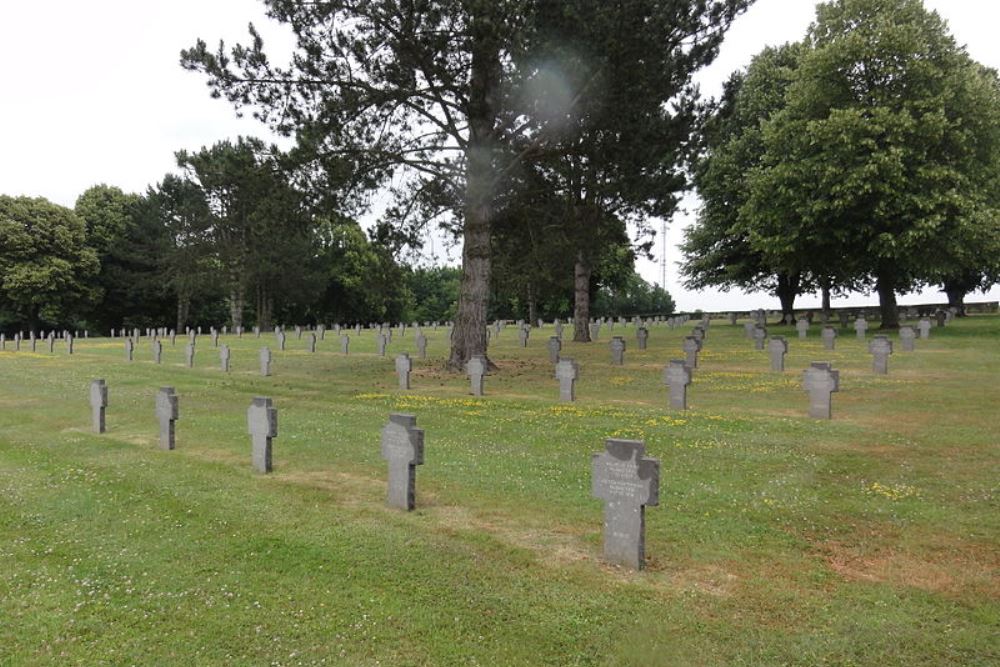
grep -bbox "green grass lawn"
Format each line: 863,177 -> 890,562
1,316 -> 997,666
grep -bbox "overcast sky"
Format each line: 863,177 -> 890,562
2,0 -> 997,310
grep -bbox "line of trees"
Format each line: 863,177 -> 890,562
681,0 -> 1000,325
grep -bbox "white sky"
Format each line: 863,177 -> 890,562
1,0 -> 997,311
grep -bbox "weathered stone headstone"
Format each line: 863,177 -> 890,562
899,326 -> 916,352
152,339 -> 162,364
752,325 -> 768,351
935,310 -> 947,327
220,344 -> 231,372
340,334 -> 350,354
156,387 -> 179,450
415,332 -> 427,359
803,362 -> 840,420
591,438 -> 660,570
90,379 -> 108,433
609,336 -> 626,365
548,336 -> 561,364
783,313 -> 793,325
306,332 -> 317,353
125,338 -> 134,361
555,358 -> 579,402
663,360 -> 692,410
854,317 -> 868,340
555,322 -> 564,338
768,336 -> 788,372
211,331 -> 219,347
743,322 -> 756,339
184,343 -> 195,368
45,335 -> 54,353
169,330 -> 176,346
636,327 -> 649,350
869,335 -> 892,374
65,333 -> 74,354
518,327 -> 529,348
376,333 -> 387,356
682,336 -> 702,368
796,318 -> 809,339
247,397 -> 277,474
259,347 -> 271,376
691,326 -> 705,343
381,413 -> 424,511
276,331 -> 286,351
395,353 -> 412,390
821,326 -> 837,351
467,355 -> 487,396
918,319 -> 932,339
589,322 -> 600,341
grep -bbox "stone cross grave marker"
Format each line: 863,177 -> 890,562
663,360 -> 692,410
295,325 -> 303,339
555,322 -> 564,338
156,387 -> 179,450
45,335 -> 54,353
752,325 -> 768,350
838,311 -> 849,328
125,338 -> 134,361
918,319 -> 932,339
467,355 -> 487,396
211,331 -> 219,347
691,326 -> 705,343
306,332 -> 316,353
869,335 -> 892,374
340,334 -> 350,354
185,343 -> 195,368
899,326 -> 916,352
381,413 -> 424,510
376,333 -> 387,356
247,397 -> 277,473
591,438 -> 660,570
682,336 -> 702,368
65,333 -> 73,354
589,322 -> 600,341
259,347 -> 271,376
169,330 -> 176,346
90,379 -> 108,433
743,322 -> 756,339
803,362 -> 840,420
547,336 -> 561,364
395,353 -> 412,390
254,326 -> 261,338
636,327 -> 648,350
609,336 -> 626,365
220,344 -> 231,372
854,317 -> 868,340
152,339 -> 162,364
784,313 -> 793,325
796,318 -> 809,339
729,312 -> 737,326
935,310 -> 947,327
276,331 -> 286,351
415,332 -> 427,359
555,358 -> 579,402
518,326 -> 529,348
768,336 -> 788,372
821,326 -> 837,350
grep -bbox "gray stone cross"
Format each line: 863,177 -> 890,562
211,331 -> 219,347
376,334 -> 387,357
555,322 -> 564,339
796,318 -> 809,339
259,347 -> 271,376
839,311 -> 849,328
821,326 -> 837,351
803,362 -> 840,420
340,334 -> 350,354
184,343 -> 195,368
66,333 -> 73,354
555,358 -> 579,402
869,335 -> 892,374
854,317 -> 868,340
899,326 -> 916,352
518,326 -> 529,348
467,355 -> 487,396
415,332 -> 427,358
743,322 -> 756,339
918,319 -> 932,339
276,331 -> 286,351
663,360 -> 692,410
609,336 -> 626,365
636,327 -> 649,350
691,325 -> 705,343
682,336 -> 702,368
752,325 -> 768,350
152,339 -> 162,364
156,387 -> 179,450
220,344 -> 231,373
768,336 -> 788,372
125,338 -> 134,361
591,438 -> 660,570
547,336 -> 562,364
306,332 -> 316,353
247,397 -> 277,473
395,353 -> 412,390
381,413 -> 424,510
90,379 -> 108,433
46,335 -> 54,353
589,322 -> 600,341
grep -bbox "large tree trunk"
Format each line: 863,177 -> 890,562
573,252 -> 592,342
255,284 -> 273,331
229,283 -> 245,330
176,291 -> 190,332
448,17 -> 500,370
820,279 -> 832,316
943,281 -> 968,317
876,269 -> 900,329
526,282 -> 537,327
776,272 -> 799,322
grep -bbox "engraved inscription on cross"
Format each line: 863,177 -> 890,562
381,413 -> 425,510
592,439 -> 660,570
555,358 -> 579,402
682,336 -> 702,368
156,387 -> 179,450
395,353 -> 412,390
90,379 -> 108,434
247,397 -> 278,473
663,360 -> 692,410
803,362 -> 840,419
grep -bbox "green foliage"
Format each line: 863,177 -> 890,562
0,195 -> 99,327
403,266 -> 461,323
592,270 -> 675,318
